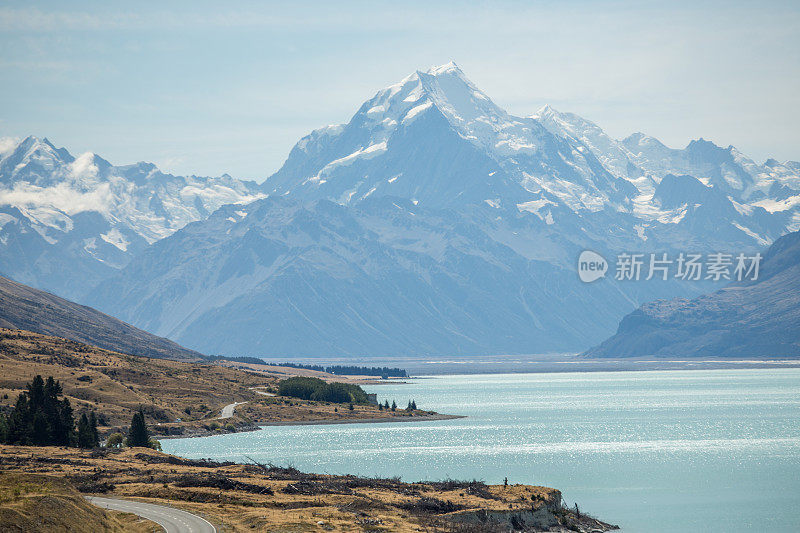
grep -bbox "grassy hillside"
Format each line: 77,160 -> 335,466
0,328 -> 270,430
0,329 -> 445,437
0,472 -> 156,532
0,275 -> 203,361
0,446 -> 617,532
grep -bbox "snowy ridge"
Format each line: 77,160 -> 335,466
0,136 -> 263,298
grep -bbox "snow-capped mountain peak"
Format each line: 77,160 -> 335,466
261,62 -> 800,255
423,60 -> 462,75
265,63 -> 637,214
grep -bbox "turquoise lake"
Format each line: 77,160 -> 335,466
162,369 -> 800,532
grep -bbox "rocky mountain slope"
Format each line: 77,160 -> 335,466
0,275 -> 203,360
88,196 -> 691,356
584,230 -> 800,358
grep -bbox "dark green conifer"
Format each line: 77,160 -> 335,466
3,375 -> 75,446
126,407 -> 150,448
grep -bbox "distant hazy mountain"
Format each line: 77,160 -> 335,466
0,136 -> 263,299
585,230 -> 800,358
0,275 -> 203,360
82,63 -> 800,357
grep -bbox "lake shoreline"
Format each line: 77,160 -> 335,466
256,412 -> 465,426
162,369 -> 800,532
0,444 -> 619,532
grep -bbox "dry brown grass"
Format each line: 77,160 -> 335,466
0,471 -> 158,532
0,329 -> 452,439
0,328 -> 268,429
0,445 -> 604,533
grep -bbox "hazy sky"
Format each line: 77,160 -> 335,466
1,1 -> 799,181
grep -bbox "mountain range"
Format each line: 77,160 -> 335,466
2,62 -> 799,357
0,137 -> 262,299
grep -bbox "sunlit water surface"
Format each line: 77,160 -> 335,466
162,370 -> 800,532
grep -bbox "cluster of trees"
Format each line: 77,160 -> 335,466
266,362 -> 408,378
206,354 -> 266,365
277,377 -> 369,404
325,365 -> 408,378
0,375 -> 159,450
377,399 -> 418,411
0,375 -> 99,448
270,362 -> 325,372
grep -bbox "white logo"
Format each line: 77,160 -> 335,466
578,250 -> 608,283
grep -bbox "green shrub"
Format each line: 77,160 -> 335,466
106,432 -> 124,448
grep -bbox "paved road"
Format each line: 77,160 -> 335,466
87,496 -> 216,533
218,401 -> 247,419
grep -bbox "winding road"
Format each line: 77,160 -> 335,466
87,496 -> 216,533
218,401 -> 248,419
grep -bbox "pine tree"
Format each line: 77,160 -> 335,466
411,400 -> 417,410
89,412 -> 99,447
0,414 -> 8,443
406,400 -> 412,411
44,376 -> 72,446
6,394 -> 30,444
32,411 -> 48,445
384,400 -> 390,409
77,412 -> 99,448
378,402 -> 384,411
77,413 -> 92,448
126,407 -> 150,448
391,400 -> 397,411
28,375 -> 45,408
